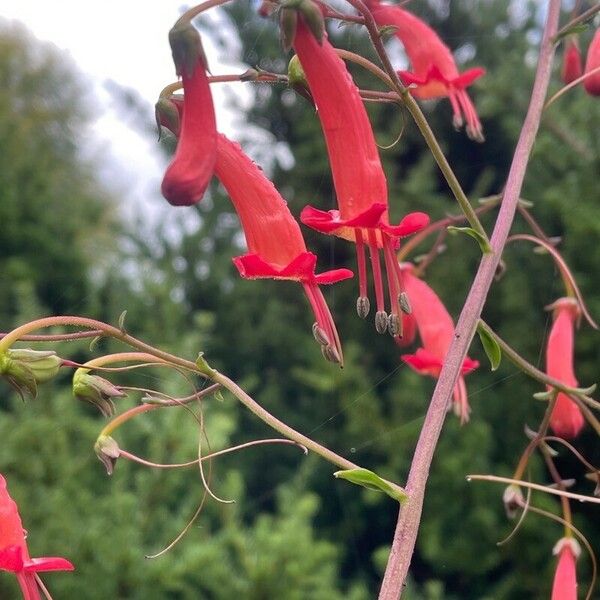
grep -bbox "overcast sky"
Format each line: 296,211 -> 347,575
0,0 -> 250,227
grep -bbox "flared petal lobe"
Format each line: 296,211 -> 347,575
161,28 -> 217,206
364,0 -> 485,141
545,298 -> 585,439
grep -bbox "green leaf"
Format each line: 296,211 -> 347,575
447,226 -> 492,254
476,323 -> 501,371
333,468 -> 407,503
554,23 -> 590,43
118,310 -> 128,334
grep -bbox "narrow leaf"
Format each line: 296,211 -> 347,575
447,226 -> 492,254
333,468 -> 407,503
476,322 -> 501,371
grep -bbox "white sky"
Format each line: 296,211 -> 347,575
0,0 -> 250,228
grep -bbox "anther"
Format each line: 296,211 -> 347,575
399,292 -> 412,314
312,322 -> 330,346
356,296 -> 370,319
388,314 -> 401,337
322,344 -> 341,364
375,310 -> 389,334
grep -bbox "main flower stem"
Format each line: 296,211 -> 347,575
378,1 -> 561,597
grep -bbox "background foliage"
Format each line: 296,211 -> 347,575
0,2 -> 599,598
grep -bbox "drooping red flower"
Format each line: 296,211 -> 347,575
551,537 -> 579,600
364,0 -> 485,141
562,38 -> 583,84
215,133 -> 352,365
292,17 -> 429,335
0,474 -> 74,600
545,298 -> 585,439
583,28 -> 600,96
161,24 -> 217,206
398,263 -> 478,423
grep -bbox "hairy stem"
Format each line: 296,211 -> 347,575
378,2 -> 561,597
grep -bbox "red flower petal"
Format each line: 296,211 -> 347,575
233,252 -> 354,286
23,557 -> 75,573
401,348 -> 443,377
0,545 -> 25,572
584,29 -> 600,96
551,540 -> 578,600
380,212 -> 430,237
452,67 -> 486,89
314,269 -> 354,285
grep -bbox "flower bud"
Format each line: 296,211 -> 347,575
155,97 -> 181,138
561,38 -> 583,84
287,54 -> 313,104
0,349 -> 62,399
502,484 -> 523,519
72,370 -> 125,417
94,435 -> 121,475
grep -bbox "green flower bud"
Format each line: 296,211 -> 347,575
287,55 -> 313,104
155,97 -> 181,138
94,435 -> 121,475
0,349 -> 63,399
73,370 -> 125,417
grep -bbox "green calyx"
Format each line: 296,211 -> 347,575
168,22 -> 207,78
73,369 -> 125,417
0,348 -> 62,399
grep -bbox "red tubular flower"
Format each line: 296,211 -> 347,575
292,17 -> 429,335
551,538 -> 580,600
583,28 -> 600,96
398,264 -> 478,423
161,24 -> 217,206
215,133 -> 352,365
0,474 -> 74,600
545,298 -> 585,439
561,38 -> 583,84
364,0 -> 485,141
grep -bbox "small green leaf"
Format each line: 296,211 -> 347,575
333,468 -> 407,503
554,23 -> 590,43
214,390 -> 224,402
118,310 -> 128,334
533,389 -> 555,401
447,226 -> 492,254
196,352 -> 216,377
476,323 -> 501,371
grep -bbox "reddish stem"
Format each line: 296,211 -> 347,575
379,1 -> 561,597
